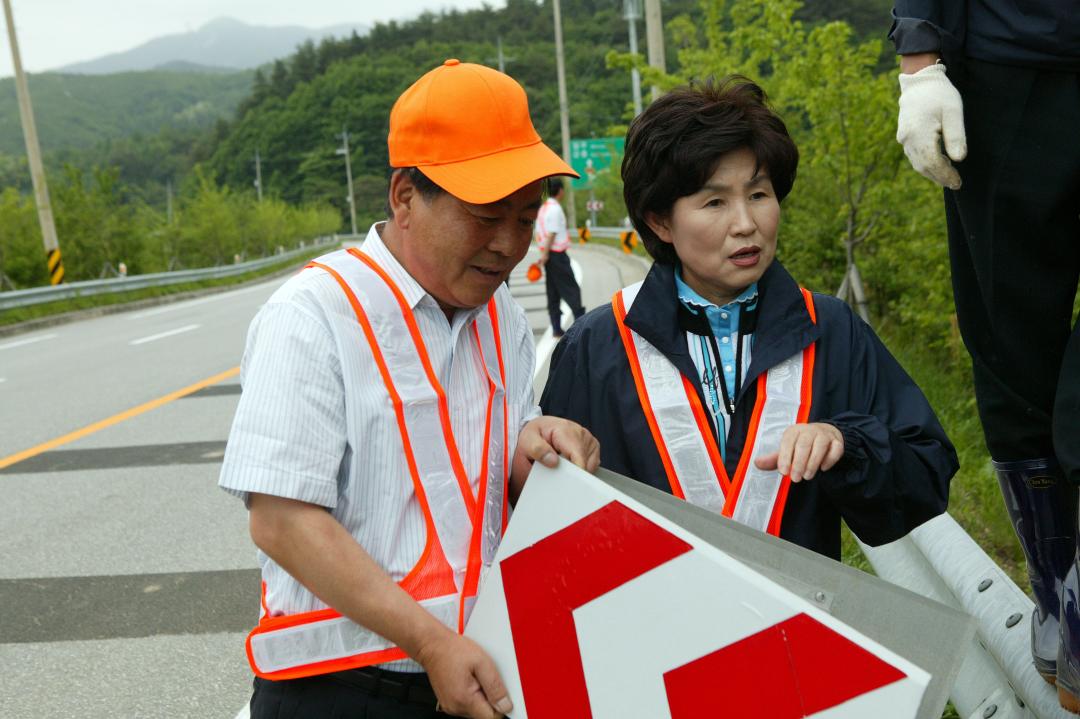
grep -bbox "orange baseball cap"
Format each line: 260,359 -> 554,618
388,59 -> 579,204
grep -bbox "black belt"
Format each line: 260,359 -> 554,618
326,666 -> 440,709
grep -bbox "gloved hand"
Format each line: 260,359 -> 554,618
896,63 -> 967,190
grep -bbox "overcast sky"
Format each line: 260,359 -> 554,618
0,0 -> 492,77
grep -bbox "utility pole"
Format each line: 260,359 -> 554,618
644,0 -> 666,102
552,0 -> 577,230
254,149 -> 263,202
3,0 -> 62,284
166,180 -> 174,224
487,36 -> 515,73
496,37 -> 506,73
336,127 -> 358,236
623,0 -> 644,118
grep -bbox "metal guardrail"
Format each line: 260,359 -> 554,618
0,236 -> 348,311
585,225 -> 635,240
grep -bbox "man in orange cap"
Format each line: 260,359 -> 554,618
220,59 -> 596,719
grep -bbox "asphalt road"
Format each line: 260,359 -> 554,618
0,241 -> 647,719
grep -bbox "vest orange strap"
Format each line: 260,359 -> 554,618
764,288 -> 817,536
613,290 -> 685,499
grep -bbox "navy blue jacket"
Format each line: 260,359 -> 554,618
890,1 -> 1080,70
540,260 -> 957,559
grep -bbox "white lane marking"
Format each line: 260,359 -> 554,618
129,324 -> 201,346
128,282 -> 270,320
0,333 -> 58,351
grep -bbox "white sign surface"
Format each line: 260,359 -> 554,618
465,461 -> 930,718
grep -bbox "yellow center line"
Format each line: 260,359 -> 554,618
0,366 -> 240,471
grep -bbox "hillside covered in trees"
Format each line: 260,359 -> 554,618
0,69 -> 253,156
204,0 -> 889,228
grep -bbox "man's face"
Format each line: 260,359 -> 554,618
395,177 -> 544,312
649,147 -> 779,305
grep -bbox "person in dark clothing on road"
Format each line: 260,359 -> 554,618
891,2 -> 1080,707
540,77 -> 957,561
536,178 -> 585,337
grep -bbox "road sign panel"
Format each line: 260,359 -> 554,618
466,463 -> 937,718
570,137 -> 625,190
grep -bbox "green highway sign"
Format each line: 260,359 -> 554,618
570,137 -> 625,190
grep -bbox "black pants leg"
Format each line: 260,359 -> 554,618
250,674 -> 446,719
945,58 -> 1080,482
544,250 -> 585,332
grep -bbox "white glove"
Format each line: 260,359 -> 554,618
897,63 -> 967,190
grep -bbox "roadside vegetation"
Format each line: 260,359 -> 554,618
0,169 -> 339,288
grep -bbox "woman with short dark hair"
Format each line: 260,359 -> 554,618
540,77 -> 957,557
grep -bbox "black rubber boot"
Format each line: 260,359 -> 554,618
993,458 -> 1077,683
1059,505 -> 1080,712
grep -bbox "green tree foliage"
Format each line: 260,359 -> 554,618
51,165 -> 144,280
0,164 -> 340,287
0,188 -> 44,288
206,0 -> 705,222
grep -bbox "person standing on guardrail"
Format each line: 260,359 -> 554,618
535,177 -> 585,337
890,2 -> 1080,708
218,59 -> 599,719
540,77 -> 957,560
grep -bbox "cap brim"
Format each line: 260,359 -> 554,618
417,141 -> 580,205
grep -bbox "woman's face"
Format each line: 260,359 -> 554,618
648,147 -> 779,306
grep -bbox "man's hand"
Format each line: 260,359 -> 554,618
416,631 -> 512,718
537,245 -> 550,266
897,58 -> 966,190
516,415 -> 600,472
754,423 -> 844,482
509,416 -> 600,499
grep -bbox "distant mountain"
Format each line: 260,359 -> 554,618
149,60 -> 239,75
56,17 -> 370,75
0,70 -> 253,155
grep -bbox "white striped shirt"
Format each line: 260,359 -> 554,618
219,223 -> 539,671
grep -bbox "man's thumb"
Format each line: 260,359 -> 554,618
476,661 -> 512,715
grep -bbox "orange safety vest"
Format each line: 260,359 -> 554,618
245,247 -> 509,680
612,281 -> 817,536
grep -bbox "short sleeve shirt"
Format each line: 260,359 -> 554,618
536,197 -> 570,252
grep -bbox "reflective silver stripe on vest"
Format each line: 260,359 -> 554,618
249,595 -> 458,674
729,351 -> 804,532
620,282 -> 805,532
248,250 -> 507,674
621,282 -> 727,514
473,308 -> 507,566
